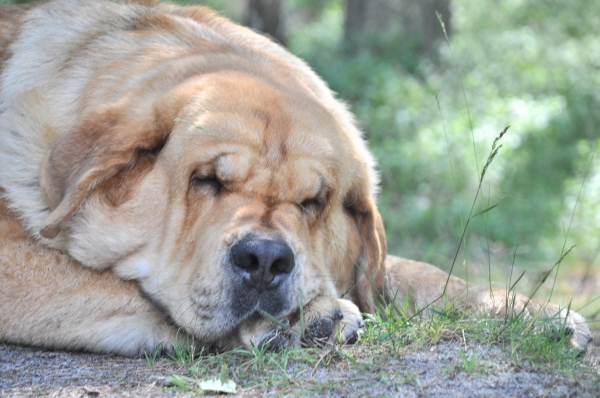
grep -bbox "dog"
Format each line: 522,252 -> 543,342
0,0 -> 592,356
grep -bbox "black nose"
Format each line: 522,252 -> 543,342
231,238 -> 295,293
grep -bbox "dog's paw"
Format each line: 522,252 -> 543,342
543,304 -> 593,351
255,319 -> 301,351
300,297 -> 364,348
465,285 -> 593,351
234,297 -> 365,350
336,298 -> 366,345
233,317 -> 300,351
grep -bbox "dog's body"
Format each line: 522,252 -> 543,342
0,0 -> 591,356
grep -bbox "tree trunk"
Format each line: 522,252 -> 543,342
246,0 -> 287,46
343,0 -> 452,56
343,0 -> 366,45
403,0 -> 452,55
344,0 -> 389,49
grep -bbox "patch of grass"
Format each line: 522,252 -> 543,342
396,370 -> 419,387
160,303 -> 598,395
503,316 -> 583,372
168,333 -> 201,365
165,344 -> 322,392
144,341 -> 163,367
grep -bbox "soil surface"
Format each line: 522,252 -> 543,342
2,339 -> 599,397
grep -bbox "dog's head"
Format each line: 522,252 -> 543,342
38,63 -> 385,346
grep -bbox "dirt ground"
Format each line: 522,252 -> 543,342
2,337 -> 599,397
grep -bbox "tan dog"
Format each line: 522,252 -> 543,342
0,0 -> 592,356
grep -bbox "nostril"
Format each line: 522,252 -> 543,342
270,251 -> 294,275
271,259 -> 284,275
233,251 -> 259,272
250,255 -> 259,271
231,237 -> 295,292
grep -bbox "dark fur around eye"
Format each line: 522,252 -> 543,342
299,197 -> 324,212
190,175 -> 223,193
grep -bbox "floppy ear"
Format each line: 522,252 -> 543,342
39,102 -> 174,239
345,187 -> 387,313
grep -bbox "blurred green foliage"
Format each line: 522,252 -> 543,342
287,0 -> 600,275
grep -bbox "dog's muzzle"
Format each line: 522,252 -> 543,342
229,236 -> 296,319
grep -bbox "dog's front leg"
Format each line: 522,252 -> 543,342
0,238 -> 183,357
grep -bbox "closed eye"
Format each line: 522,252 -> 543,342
190,175 -> 223,194
299,197 -> 325,212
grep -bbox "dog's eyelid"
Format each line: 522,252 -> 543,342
190,173 -> 223,193
299,180 -> 333,212
191,168 -> 214,178
136,140 -> 166,158
299,196 -> 325,211
302,198 -> 323,207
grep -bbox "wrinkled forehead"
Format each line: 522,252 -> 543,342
166,73 -> 357,199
